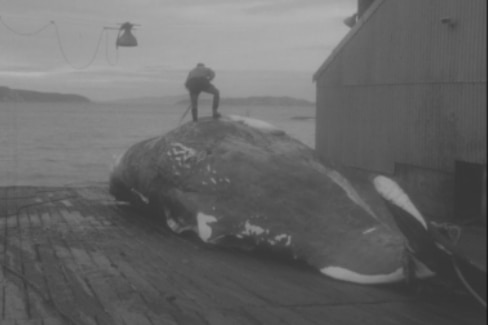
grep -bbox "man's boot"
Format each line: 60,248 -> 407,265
211,90 -> 220,119
212,109 -> 221,119
191,109 -> 198,122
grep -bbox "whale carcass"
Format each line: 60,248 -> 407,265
109,115 -> 434,284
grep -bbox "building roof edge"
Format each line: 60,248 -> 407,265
313,0 -> 386,82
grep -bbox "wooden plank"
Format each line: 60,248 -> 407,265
0,319 -> 16,325
40,316 -> 67,325
94,207 -> 253,324
294,305 -> 362,325
20,208 -> 53,322
243,306 -> 299,325
92,202 -> 260,312
0,273 -> 4,322
28,204 -> 100,324
117,312 -> 153,325
15,211 -> 34,321
44,207 -> 119,325
399,301 -> 485,325
3,281 -> 29,321
366,303 -> 437,325
52,200 -> 151,325
55,199 -> 177,318
425,301 -> 486,325
0,190 -> 7,320
25,208 -> 50,297
196,309 -> 250,325
36,244 -> 91,325
269,307 -> 322,325
2,188 -> 29,322
12,319 -> 43,325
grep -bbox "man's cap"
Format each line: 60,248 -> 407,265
197,62 -> 205,67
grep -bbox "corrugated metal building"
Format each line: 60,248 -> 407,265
314,0 -> 486,220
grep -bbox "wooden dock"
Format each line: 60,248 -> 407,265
0,186 -> 485,325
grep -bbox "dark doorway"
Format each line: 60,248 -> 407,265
454,161 -> 486,223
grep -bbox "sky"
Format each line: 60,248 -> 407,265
0,0 -> 356,101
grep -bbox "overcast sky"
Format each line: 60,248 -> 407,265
1,0 -> 355,101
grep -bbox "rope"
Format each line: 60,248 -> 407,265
1,15 -> 117,69
0,16 -> 53,36
105,29 -> 119,66
452,259 -> 487,309
178,105 -> 192,125
0,261 -> 81,325
2,195 -> 79,218
51,21 -> 106,70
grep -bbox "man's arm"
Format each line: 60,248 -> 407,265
207,68 -> 215,81
184,71 -> 193,89
185,71 -> 192,82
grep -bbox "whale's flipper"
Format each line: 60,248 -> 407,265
375,176 -> 486,308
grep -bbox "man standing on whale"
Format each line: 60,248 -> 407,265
184,63 -> 221,122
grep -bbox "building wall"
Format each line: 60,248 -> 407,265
315,0 -> 486,219
316,0 -> 486,173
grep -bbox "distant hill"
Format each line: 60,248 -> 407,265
177,96 -> 315,107
106,94 -> 187,105
0,86 -> 91,103
106,95 -> 315,107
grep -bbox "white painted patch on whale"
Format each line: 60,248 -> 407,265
321,266 -> 404,284
242,220 -> 267,236
322,257 -> 435,284
166,219 -> 179,232
170,142 -> 197,167
197,213 -> 217,242
227,115 -> 280,132
166,218 -> 195,234
275,234 -> 288,241
171,142 -> 196,156
373,176 -> 427,229
286,236 -> 292,246
274,233 -> 292,246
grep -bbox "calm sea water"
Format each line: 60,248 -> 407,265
0,101 -> 315,186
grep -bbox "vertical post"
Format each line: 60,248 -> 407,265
482,166 -> 486,224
